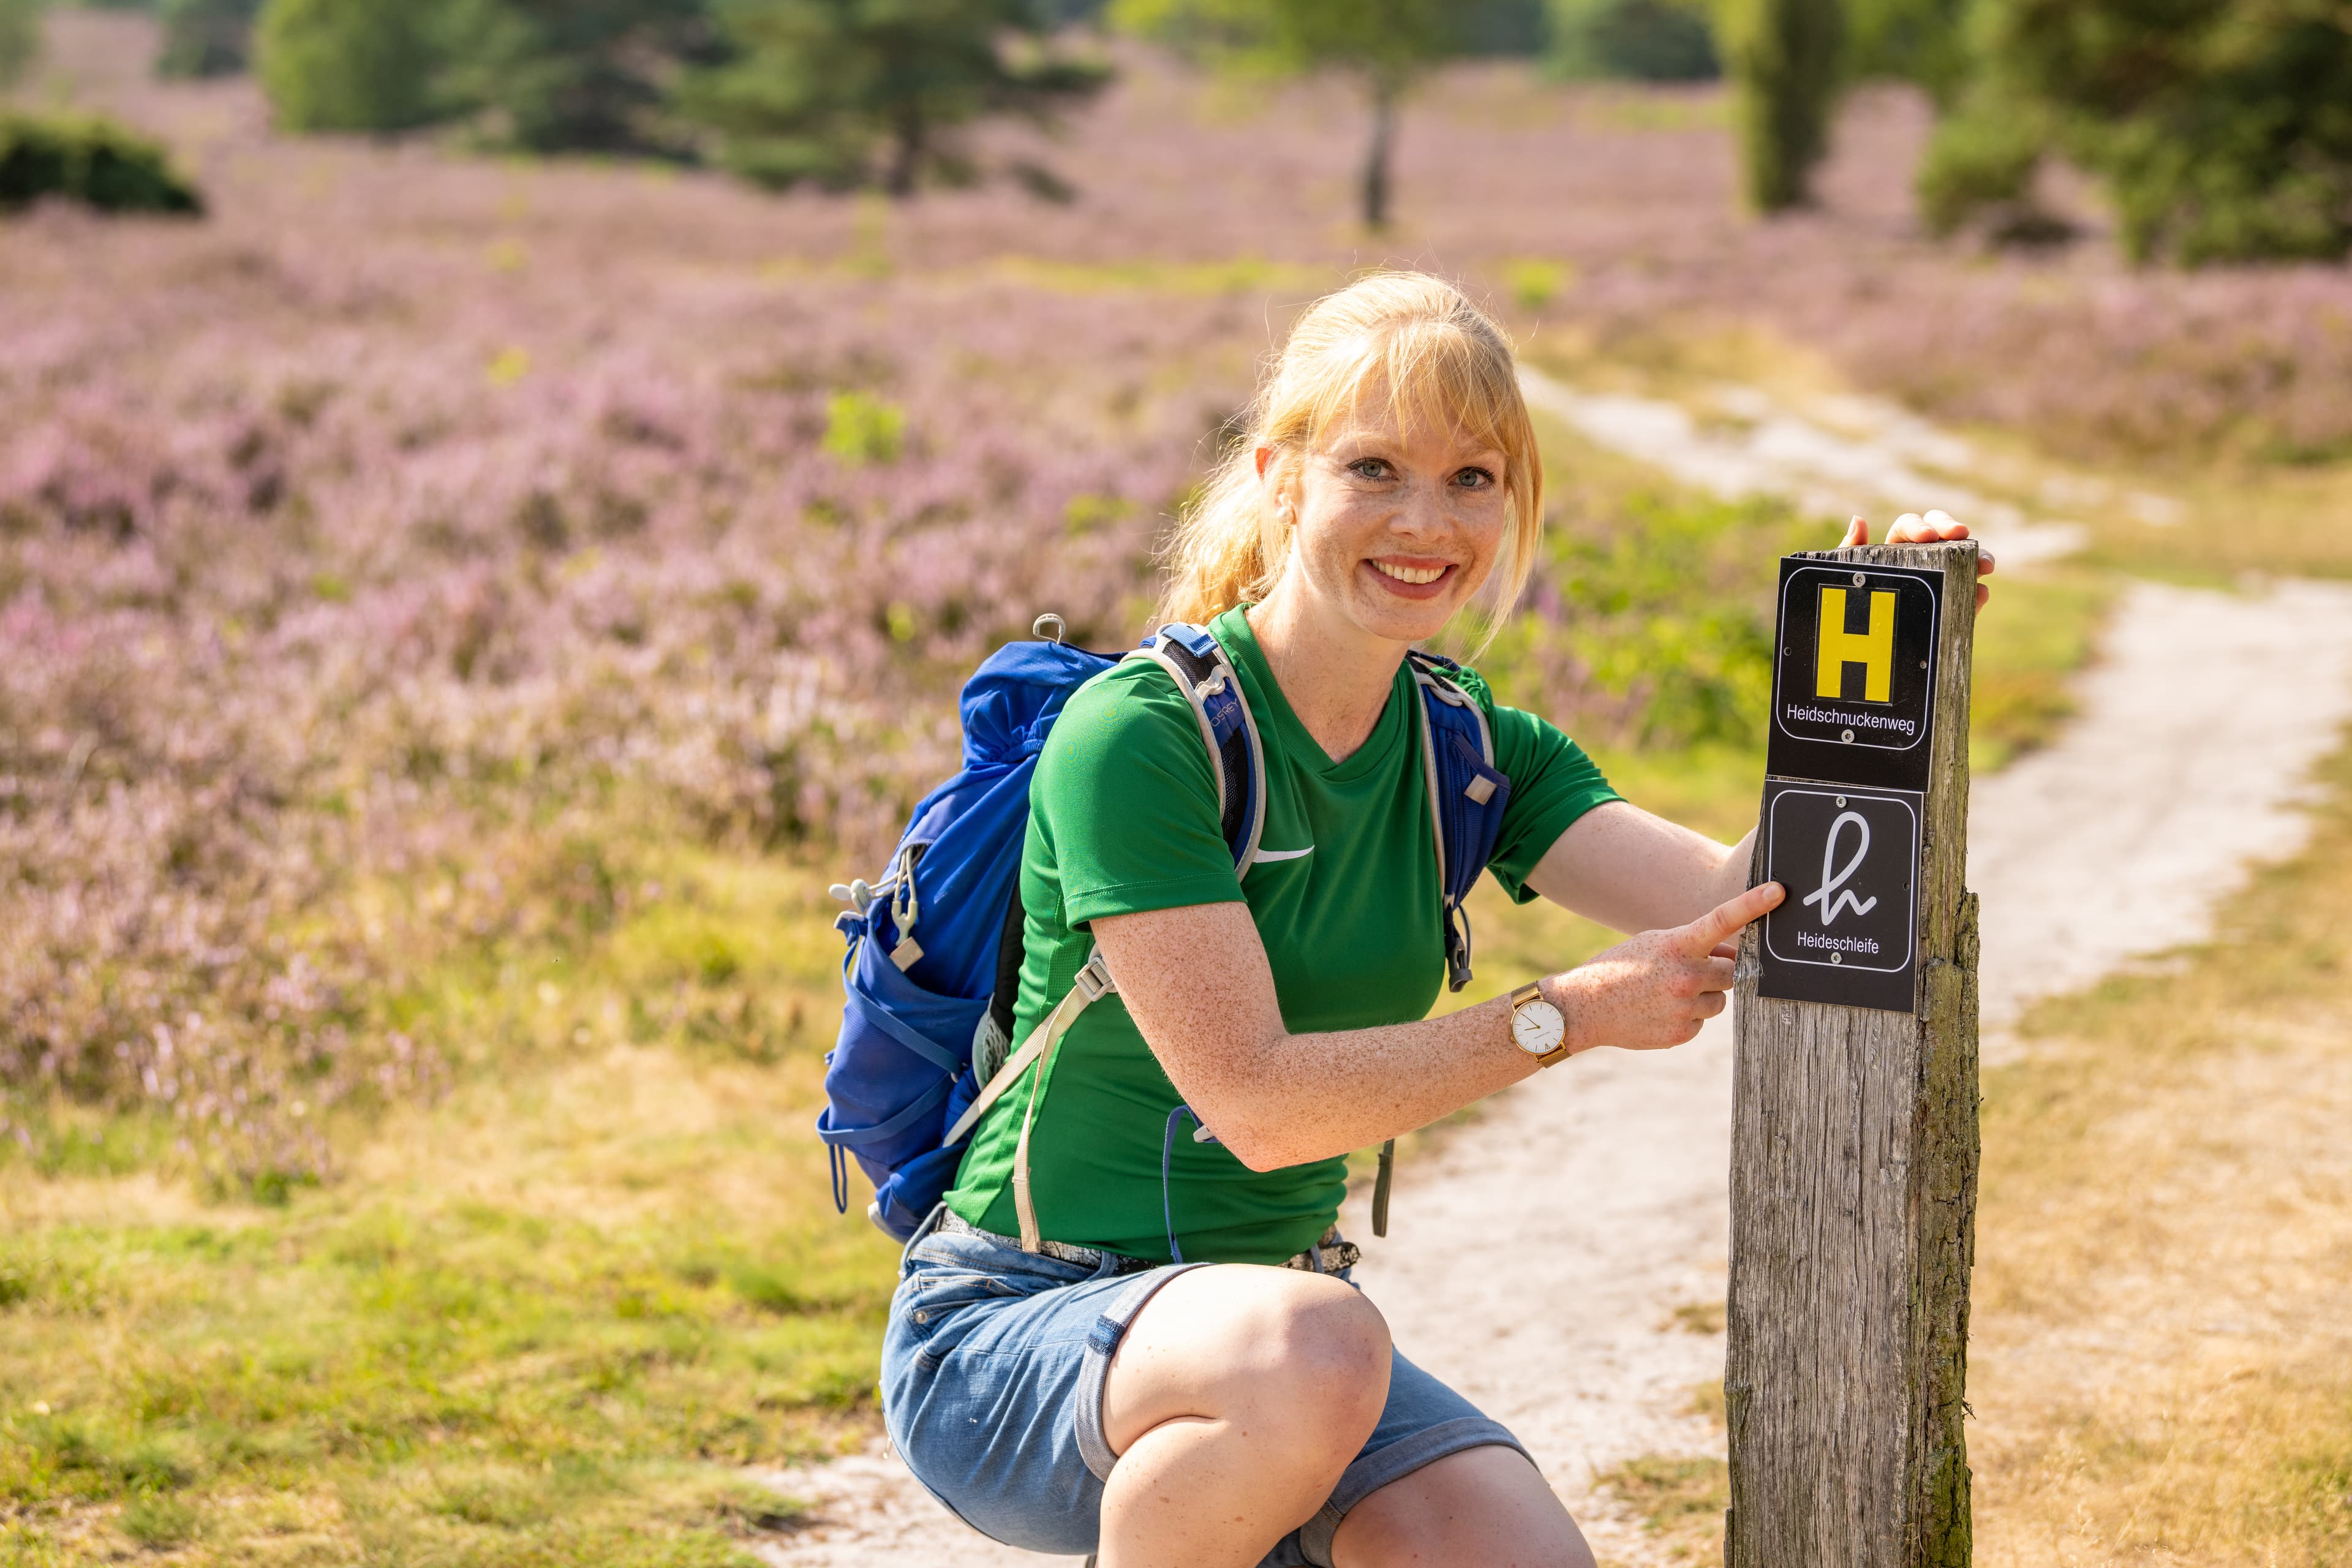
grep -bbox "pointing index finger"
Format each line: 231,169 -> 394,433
1692,881 -> 1784,946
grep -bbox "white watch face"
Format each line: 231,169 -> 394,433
1511,998 -> 1566,1057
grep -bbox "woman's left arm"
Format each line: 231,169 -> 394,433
1526,510 -> 1995,933
1524,802 -> 1753,935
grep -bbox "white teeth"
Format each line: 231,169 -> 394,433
1372,561 -> 1447,586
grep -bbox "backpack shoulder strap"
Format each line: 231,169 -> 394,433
969,623 -> 1268,1255
1123,622 -> 1267,873
1406,650 -> 1512,993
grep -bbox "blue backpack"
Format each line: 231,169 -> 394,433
818,616 -> 1512,1251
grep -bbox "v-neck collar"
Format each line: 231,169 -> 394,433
1212,607 -> 1413,783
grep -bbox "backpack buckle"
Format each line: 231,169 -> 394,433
1071,951 -> 1117,1003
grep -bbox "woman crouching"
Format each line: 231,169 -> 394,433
881,271 -> 1988,1567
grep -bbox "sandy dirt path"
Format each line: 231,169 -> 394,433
1513,369 -> 2106,569
758,576 -> 2352,1566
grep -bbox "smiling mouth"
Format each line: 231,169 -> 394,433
1371,560 -> 1450,586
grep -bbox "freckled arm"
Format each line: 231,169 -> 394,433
1090,903 -> 1533,1173
1522,799 -> 1755,934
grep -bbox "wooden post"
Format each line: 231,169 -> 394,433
1726,540 -> 1980,1567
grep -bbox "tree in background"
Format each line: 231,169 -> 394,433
1112,0 -> 1457,230
1548,0 -> 1718,83
679,0 -> 1110,195
255,0 -> 444,131
1720,0 -> 1844,211
1842,0 -> 1966,107
1922,0 -> 2352,265
436,0 -> 723,155
158,0 -> 262,77
0,0 -> 41,88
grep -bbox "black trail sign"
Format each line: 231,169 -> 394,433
1757,559 -> 1946,1011
1771,561 -> 1943,792
1757,781 -> 1922,1013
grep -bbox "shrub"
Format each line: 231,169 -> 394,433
821,390 -> 905,466
254,0 -> 446,134
0,113 -> 205,215
1547,0 -> 1718,83
1941,0 -> 2352,265
157,0 -> 261,78
1916,94 -> 2057,239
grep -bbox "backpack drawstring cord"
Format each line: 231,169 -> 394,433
1161,1104 -> 1218,1264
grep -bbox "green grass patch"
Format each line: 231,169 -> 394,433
0,1114 -> 870,1562
1597,1452 -> 1730,1530
0,821 -> 889,1564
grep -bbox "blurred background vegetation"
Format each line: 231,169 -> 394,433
4,0 -> 2352,1563
3,0 -> 2346,256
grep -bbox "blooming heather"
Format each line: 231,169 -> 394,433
6,15 -> 2348,1179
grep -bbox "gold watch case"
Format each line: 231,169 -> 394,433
1509,981 -> 1571,1067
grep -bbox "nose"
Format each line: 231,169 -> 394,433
1389,477 -> 1453,541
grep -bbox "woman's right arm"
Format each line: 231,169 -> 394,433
1088,879 -> 1781,1172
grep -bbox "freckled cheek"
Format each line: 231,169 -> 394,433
1448,502 -> 1510,574
1303,500 -> 1395,570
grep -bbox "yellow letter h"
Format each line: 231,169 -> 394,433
1816,587 -> 1896,703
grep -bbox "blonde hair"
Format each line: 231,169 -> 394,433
1156,271 -> 1544,653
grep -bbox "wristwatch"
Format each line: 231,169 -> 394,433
1509,981 -> 1571,1067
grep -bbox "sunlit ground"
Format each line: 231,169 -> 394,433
4,10 -> 2351,1567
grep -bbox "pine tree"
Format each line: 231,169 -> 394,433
680,0 -> 1110,197
436,0 -> 723,155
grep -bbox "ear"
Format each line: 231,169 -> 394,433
1254,445 -> 1276,479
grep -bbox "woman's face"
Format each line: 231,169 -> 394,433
1261,399 -> 1512,647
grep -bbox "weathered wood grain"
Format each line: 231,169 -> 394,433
1726,540 -> 1981,1568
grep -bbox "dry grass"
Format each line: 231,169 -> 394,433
1593,1453 -> 1731,1565
1970,737 -> 2352,1566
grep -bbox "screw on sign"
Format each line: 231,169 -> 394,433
1727,541 -> 1981,1568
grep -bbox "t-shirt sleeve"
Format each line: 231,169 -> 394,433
1453,666 -> 1623,904
1033,664 -> 1245,929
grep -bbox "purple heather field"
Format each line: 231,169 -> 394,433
4,12 -> 2349,1181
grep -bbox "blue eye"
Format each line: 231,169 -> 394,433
1349,459 -> 1391,480
1455,467 -> 1496,488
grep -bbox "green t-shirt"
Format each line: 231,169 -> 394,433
941,607 -> 1619,1265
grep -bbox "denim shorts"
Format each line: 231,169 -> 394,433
878,1209 -> 1531,1566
